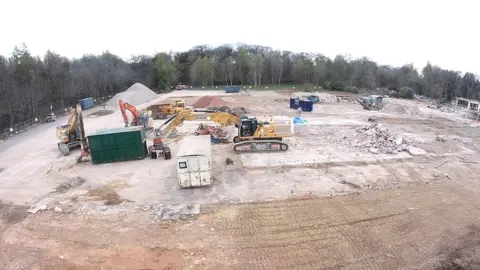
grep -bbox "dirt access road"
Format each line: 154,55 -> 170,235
2,178 -> 480,269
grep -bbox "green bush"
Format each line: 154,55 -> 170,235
391,87 -> 415,99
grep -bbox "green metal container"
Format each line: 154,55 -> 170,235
87,126 -> 147,164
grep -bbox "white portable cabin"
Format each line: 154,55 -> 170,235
176,135 -> 212,188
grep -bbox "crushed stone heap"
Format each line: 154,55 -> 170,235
350,123 -> 413,154
106,83 -> 157,106
381,100 -> 423,116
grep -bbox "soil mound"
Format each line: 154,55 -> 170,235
192,96 -> 228,108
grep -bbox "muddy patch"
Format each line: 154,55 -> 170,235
86,180 -> 131,205
0,200 -> 28,224
55,177 -> 86,193
436,224 -> 480,269
88,109 -> 114,117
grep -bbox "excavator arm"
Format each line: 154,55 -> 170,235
156,109 -> 240,137
119,100 -> 139,126
56,104 -> 89,158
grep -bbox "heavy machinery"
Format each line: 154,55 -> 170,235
56,104 -> 89,160
148,136 -> 171,160
156,109 -> 293,153
146,99 -> 186,119
119,100 -> 153,134
357,95 -> 384,110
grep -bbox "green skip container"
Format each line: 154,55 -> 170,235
87,126 -> 148,164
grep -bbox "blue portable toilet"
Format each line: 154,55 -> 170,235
299,99 -> 314,112
290,97 -> 300,109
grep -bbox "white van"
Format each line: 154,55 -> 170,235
177,135 -> 212,188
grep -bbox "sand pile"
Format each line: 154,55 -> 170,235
107,83 -> 157,106
350,123 -> 422,155
192,96 -> 228,108
381,100 -> 423,116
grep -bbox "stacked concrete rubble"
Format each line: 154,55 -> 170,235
207,106 -> 248,116
195,123 -> 229,143
351,123 -> 412,154
317,93 -> 340,103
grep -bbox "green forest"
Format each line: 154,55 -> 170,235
1,43 -> 479,130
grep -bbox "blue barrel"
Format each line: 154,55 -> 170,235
79,97 -> 95,110
300,99 -> 314,112
290,97 -> 300,109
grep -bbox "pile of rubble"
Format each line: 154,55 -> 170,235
381,100 -> 423,116
350,123 -> 423,155
195,123 -> 230,143
317,93 -> 340,103
427,102 -> 456,113
207,106 -> 248,116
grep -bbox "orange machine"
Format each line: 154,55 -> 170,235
119,100 -> 139,127
119,100 -> 153,134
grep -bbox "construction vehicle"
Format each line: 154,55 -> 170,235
119,100 -> 153,134
56,104 -> 90,160
156,109 -> 293,153
146,99 -> 186,119
357,95 -> 384,110
148,136 -> 171,160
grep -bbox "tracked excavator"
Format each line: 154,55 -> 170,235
56,104 -> 90,160
147,99 -> 186,119
156,109 -> 293,153
119,100 -> 154,134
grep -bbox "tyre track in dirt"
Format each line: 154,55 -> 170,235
209,182 -> 480,269
1,181 -> 480,269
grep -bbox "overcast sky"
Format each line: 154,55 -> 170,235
1,0 -> 479,73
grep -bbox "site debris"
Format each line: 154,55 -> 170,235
195,123 -> 230,143
351,123 -> 415,154
381,99 -> 424,116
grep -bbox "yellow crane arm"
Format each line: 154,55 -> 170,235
158,109 -> 240,137
56,104 -> 84,142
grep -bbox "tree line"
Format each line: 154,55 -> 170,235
1,43 -> 480,130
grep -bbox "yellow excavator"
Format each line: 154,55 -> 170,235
156,109 -> 294,153
56,104 -> 89,159
147,99 -> 186,119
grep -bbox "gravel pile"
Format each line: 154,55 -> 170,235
107,83 -> 157,106
381,100 -> 423,116
350,123 -> 418,155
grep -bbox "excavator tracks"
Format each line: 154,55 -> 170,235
233,140 -> 289,153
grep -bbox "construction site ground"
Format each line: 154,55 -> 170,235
1,89 -> 480,269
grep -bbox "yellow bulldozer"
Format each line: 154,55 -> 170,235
147,99 -> 186,120
155,109 -> 294,153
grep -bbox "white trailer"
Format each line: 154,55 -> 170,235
177,135 -> 212,188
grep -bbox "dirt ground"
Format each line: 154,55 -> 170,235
1,89 -> 480,269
